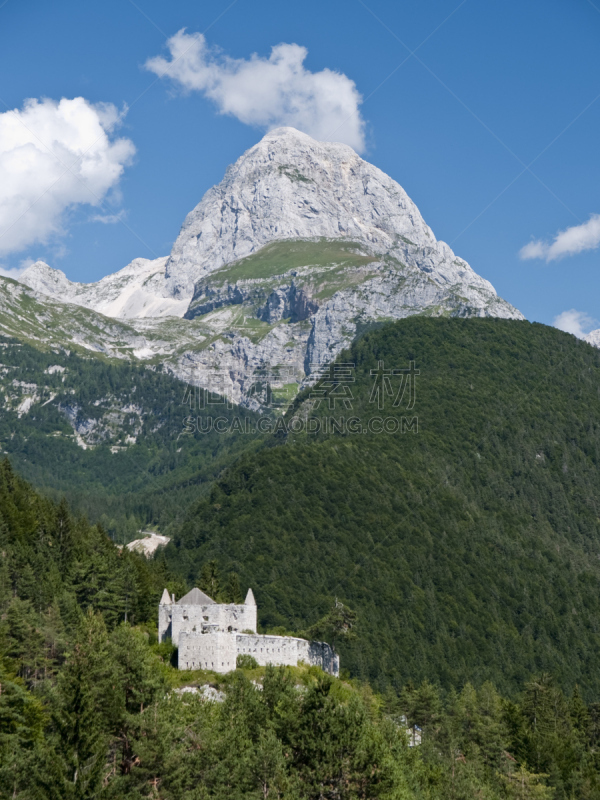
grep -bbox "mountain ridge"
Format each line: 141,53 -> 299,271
12,126 -> 523,409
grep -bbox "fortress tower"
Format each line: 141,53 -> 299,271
159,586 -> 339,676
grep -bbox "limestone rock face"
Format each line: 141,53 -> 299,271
20,257 -> 186,319
14,126 -> 523,410
163,126 -> 506,302
257,283 -> 319,324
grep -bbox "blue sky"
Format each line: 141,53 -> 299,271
0,0 -> 599,333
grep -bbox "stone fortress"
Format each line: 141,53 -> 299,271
159,586 -> 339,676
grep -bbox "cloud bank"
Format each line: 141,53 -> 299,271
520,214 -> 600,262
0,97 -> 135,256
145,30 -> 366,152
553,309 -> 596,339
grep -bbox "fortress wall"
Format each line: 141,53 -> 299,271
176,631 -> 338,675
179,631 -> 237,672
236,634 -> 338,675
236,633 -> 303,668
308,640 -> 340,677
158,604 -> 172,643
163,593 -> 337,676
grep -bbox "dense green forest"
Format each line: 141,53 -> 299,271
0,337 -> 261,540
166,318 -> 600,697
5,460 -> 600,799
9,316 -> 600,796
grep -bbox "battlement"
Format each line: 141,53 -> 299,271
159,586 -> 338,676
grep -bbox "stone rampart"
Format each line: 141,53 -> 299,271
179,631 -> 237,672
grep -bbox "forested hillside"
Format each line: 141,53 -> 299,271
0,337 -> 261,540
166,318 -> 600,697
5,461 -> 600,799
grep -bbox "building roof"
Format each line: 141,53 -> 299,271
245,588 -> 256,605
178,587 -> 216,605
160,588 -> 172,605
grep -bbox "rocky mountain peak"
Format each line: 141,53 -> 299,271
163,126 -> 439,299
20,261 -> 74,296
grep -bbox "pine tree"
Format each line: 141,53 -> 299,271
303,600 -> 358,648
570,684 -> 591,741
400,680 -> 442,733
4,598 -> 45,683
498,765 -> 554,799
0,665 -> 45,800
54,497 -> 76,570
251,727 -> 289,800
41,599 -> 67,677
43,653 -> 106,798
0,547 -> 12,612
108,624 -> 166,775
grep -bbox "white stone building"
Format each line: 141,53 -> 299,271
159,586 -> 339,676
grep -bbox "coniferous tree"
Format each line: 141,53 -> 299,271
40,614 -> 111,800
4,598 -> 45,683
108,624 -> 166,775
0,666 -> 45,800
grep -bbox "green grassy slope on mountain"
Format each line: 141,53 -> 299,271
208,239 -> 377,285
0,337 -> 262,539
167,317 -> 600,697
0,275 -> 146,358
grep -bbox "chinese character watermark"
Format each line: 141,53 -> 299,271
369,360 -> 418,410
181,358 -> 420,436
309,362 -> 355,410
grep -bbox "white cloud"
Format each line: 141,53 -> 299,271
145,30 -> 366,152
553,309 -> 596,339
0,97 -> 135,256
520,214 -> 600,262
519,240 -> 548,260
